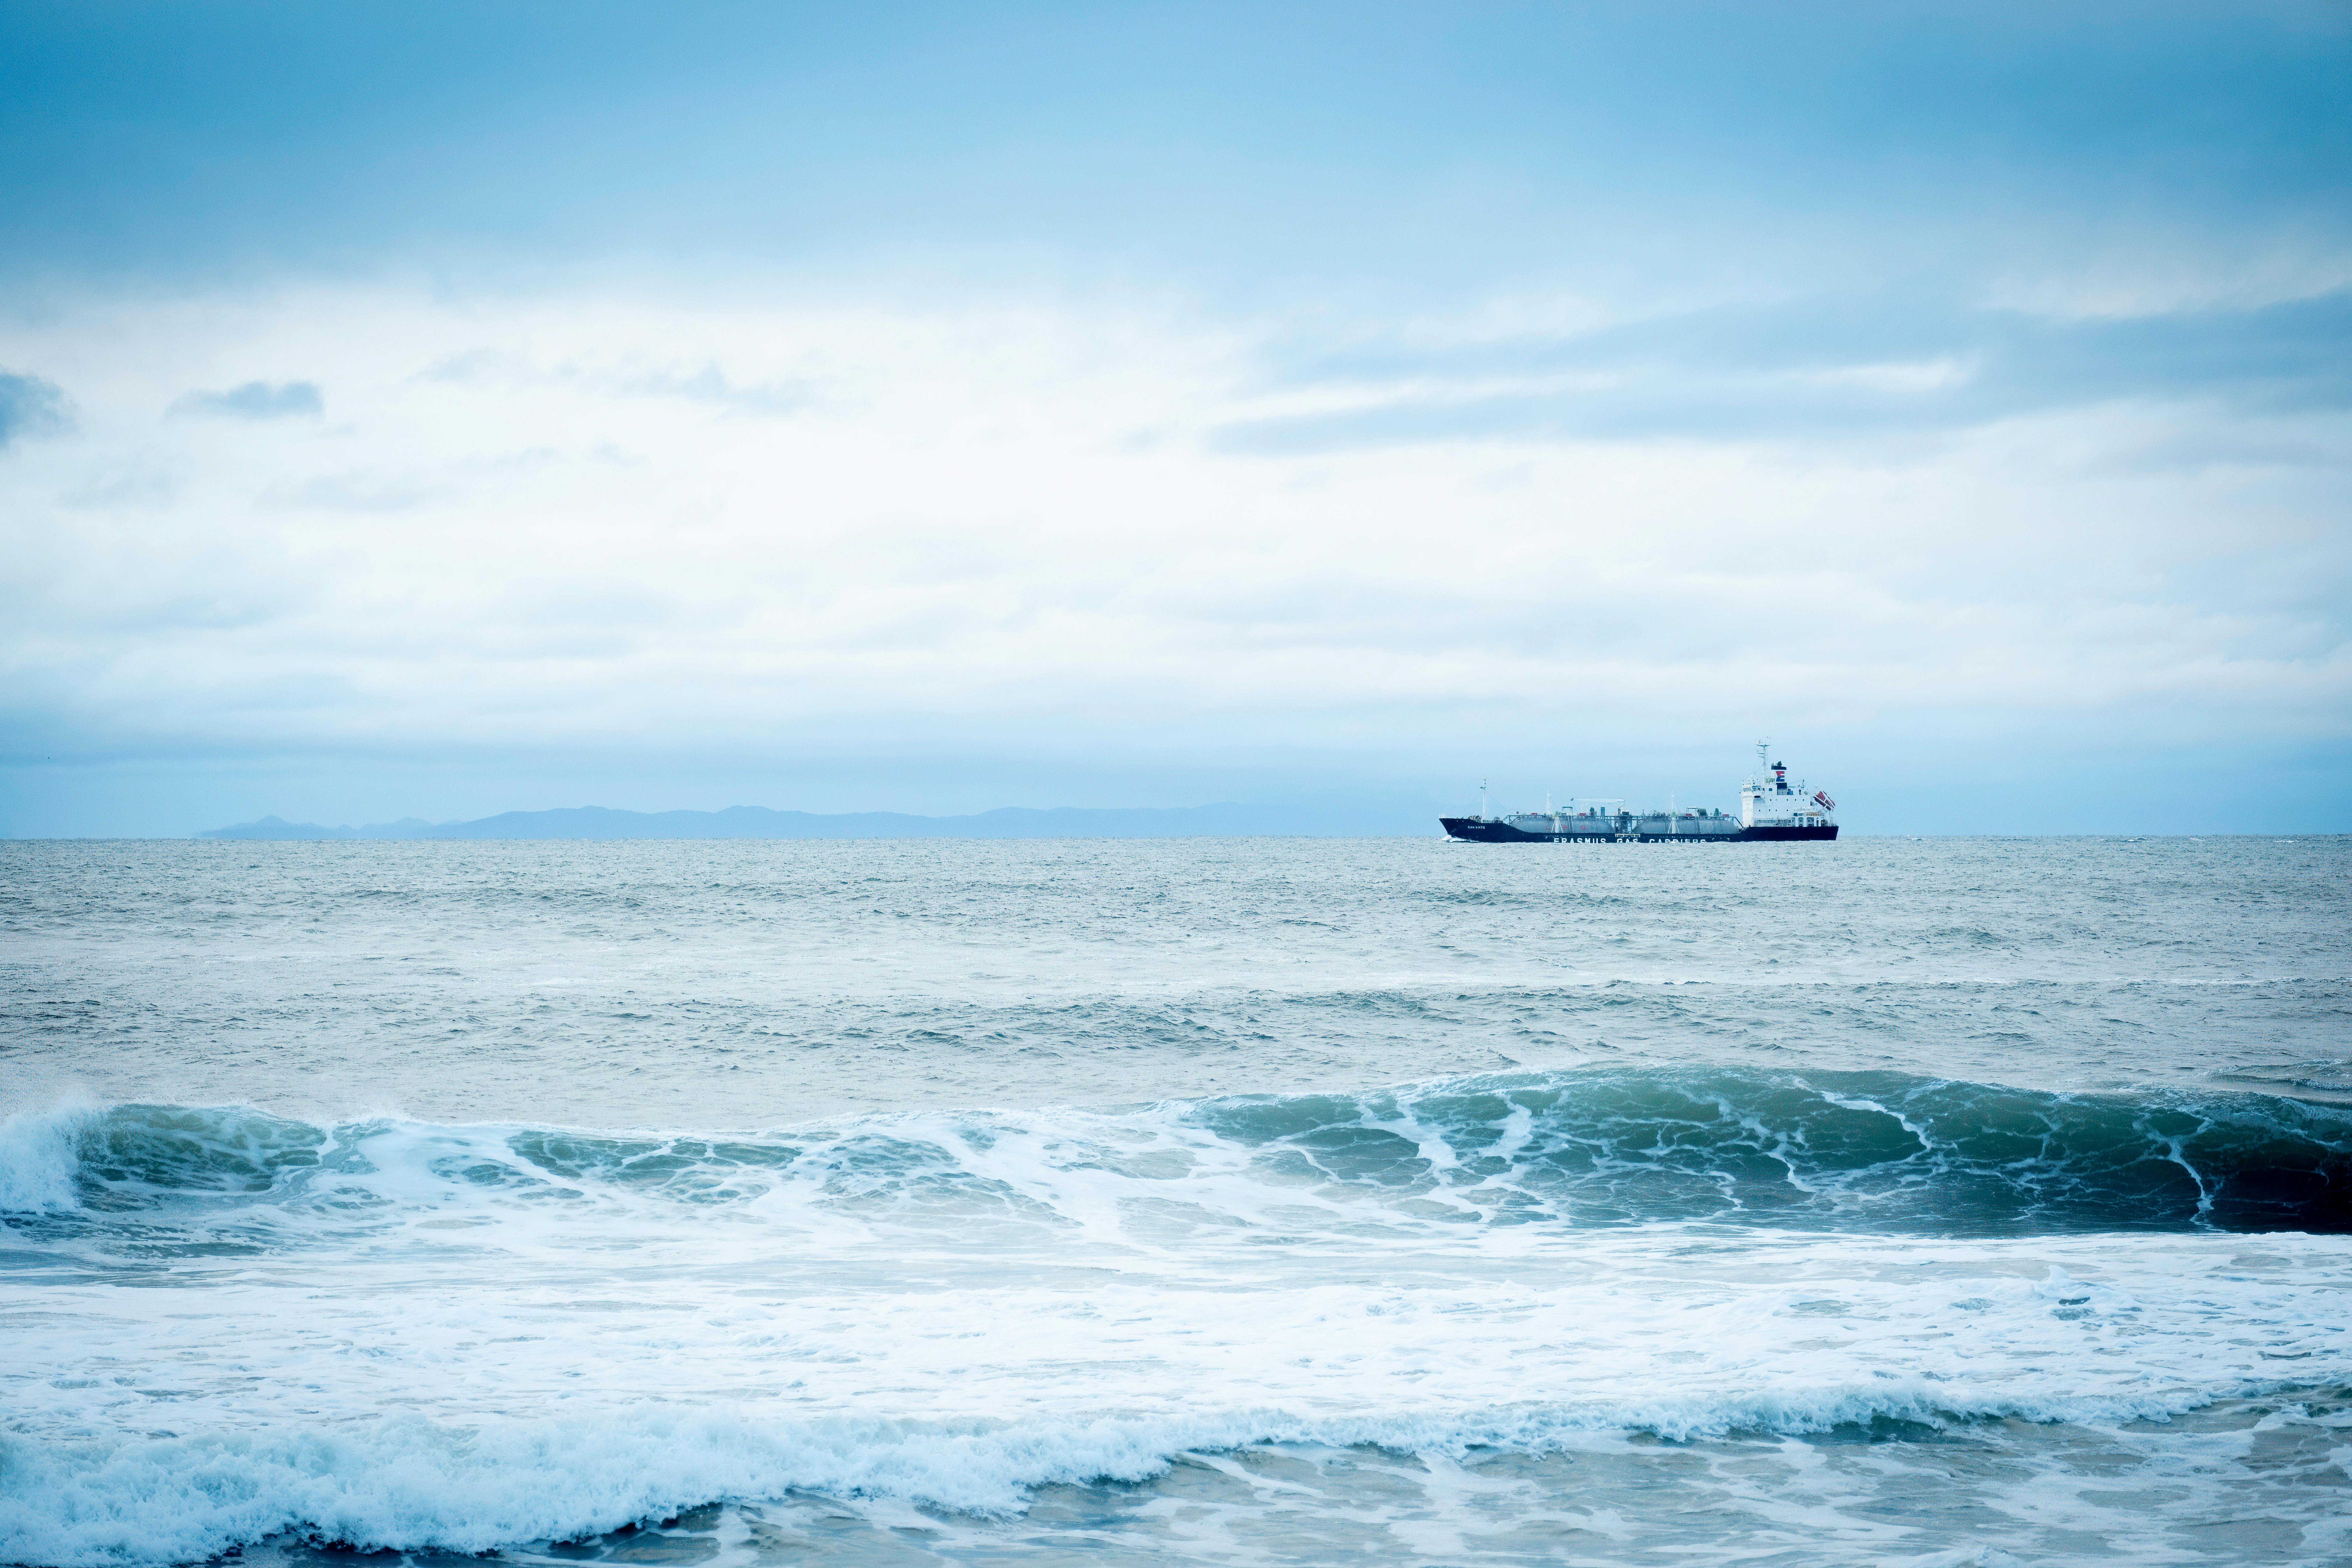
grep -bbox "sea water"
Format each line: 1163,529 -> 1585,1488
2,835 -> 2347,1566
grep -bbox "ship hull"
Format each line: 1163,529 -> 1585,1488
1439,817 -> 1836,843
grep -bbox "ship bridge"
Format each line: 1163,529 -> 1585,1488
1740,742 -> 1835,830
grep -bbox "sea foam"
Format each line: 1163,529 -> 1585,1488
5,1079 -> 2348,1565
0,1103 -> 95,1213
1,1382 -> 2293,1568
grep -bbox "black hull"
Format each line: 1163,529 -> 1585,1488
1439,817 -> 1836,844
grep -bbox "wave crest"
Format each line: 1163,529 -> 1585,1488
7,1069 -> 2348,1236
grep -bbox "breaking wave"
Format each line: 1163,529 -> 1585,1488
2,1384 -> 2316,1568
6,1068 -> 2347,1238
8,1071 -> 2351,1566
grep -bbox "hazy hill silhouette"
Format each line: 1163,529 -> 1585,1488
198,803 -> 1440,840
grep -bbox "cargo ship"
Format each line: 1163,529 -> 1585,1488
1440,745 -> 1837,843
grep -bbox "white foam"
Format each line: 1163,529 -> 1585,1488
0,1381 -> 2284,1568
7,1195 -> 2349,1565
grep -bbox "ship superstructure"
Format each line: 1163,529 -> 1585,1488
1738,745 -> 1836,837
1440,744 -> 1838,843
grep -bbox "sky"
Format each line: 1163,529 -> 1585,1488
2,0 -> 2348,835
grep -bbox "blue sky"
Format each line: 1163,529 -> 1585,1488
2,1 -> 2348,833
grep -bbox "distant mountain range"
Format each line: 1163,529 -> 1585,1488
198,802 -> 1440,840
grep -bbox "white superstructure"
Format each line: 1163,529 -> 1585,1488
1740,742 -> 1836,830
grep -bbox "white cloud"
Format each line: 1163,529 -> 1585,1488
1,269 -> 2347,787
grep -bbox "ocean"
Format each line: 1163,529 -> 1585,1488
2,835 -> 2348,1566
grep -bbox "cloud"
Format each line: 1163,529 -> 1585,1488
0,272 -> 2345,834
1213,291 -> 2352,453
58,462 -> 175,510
0,369 -> 71,448
170,380 -> 324,419
610,363 -> 812,416
418,348 -> 811,413
260,471 -> 440,512
418,349 -> 509,385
